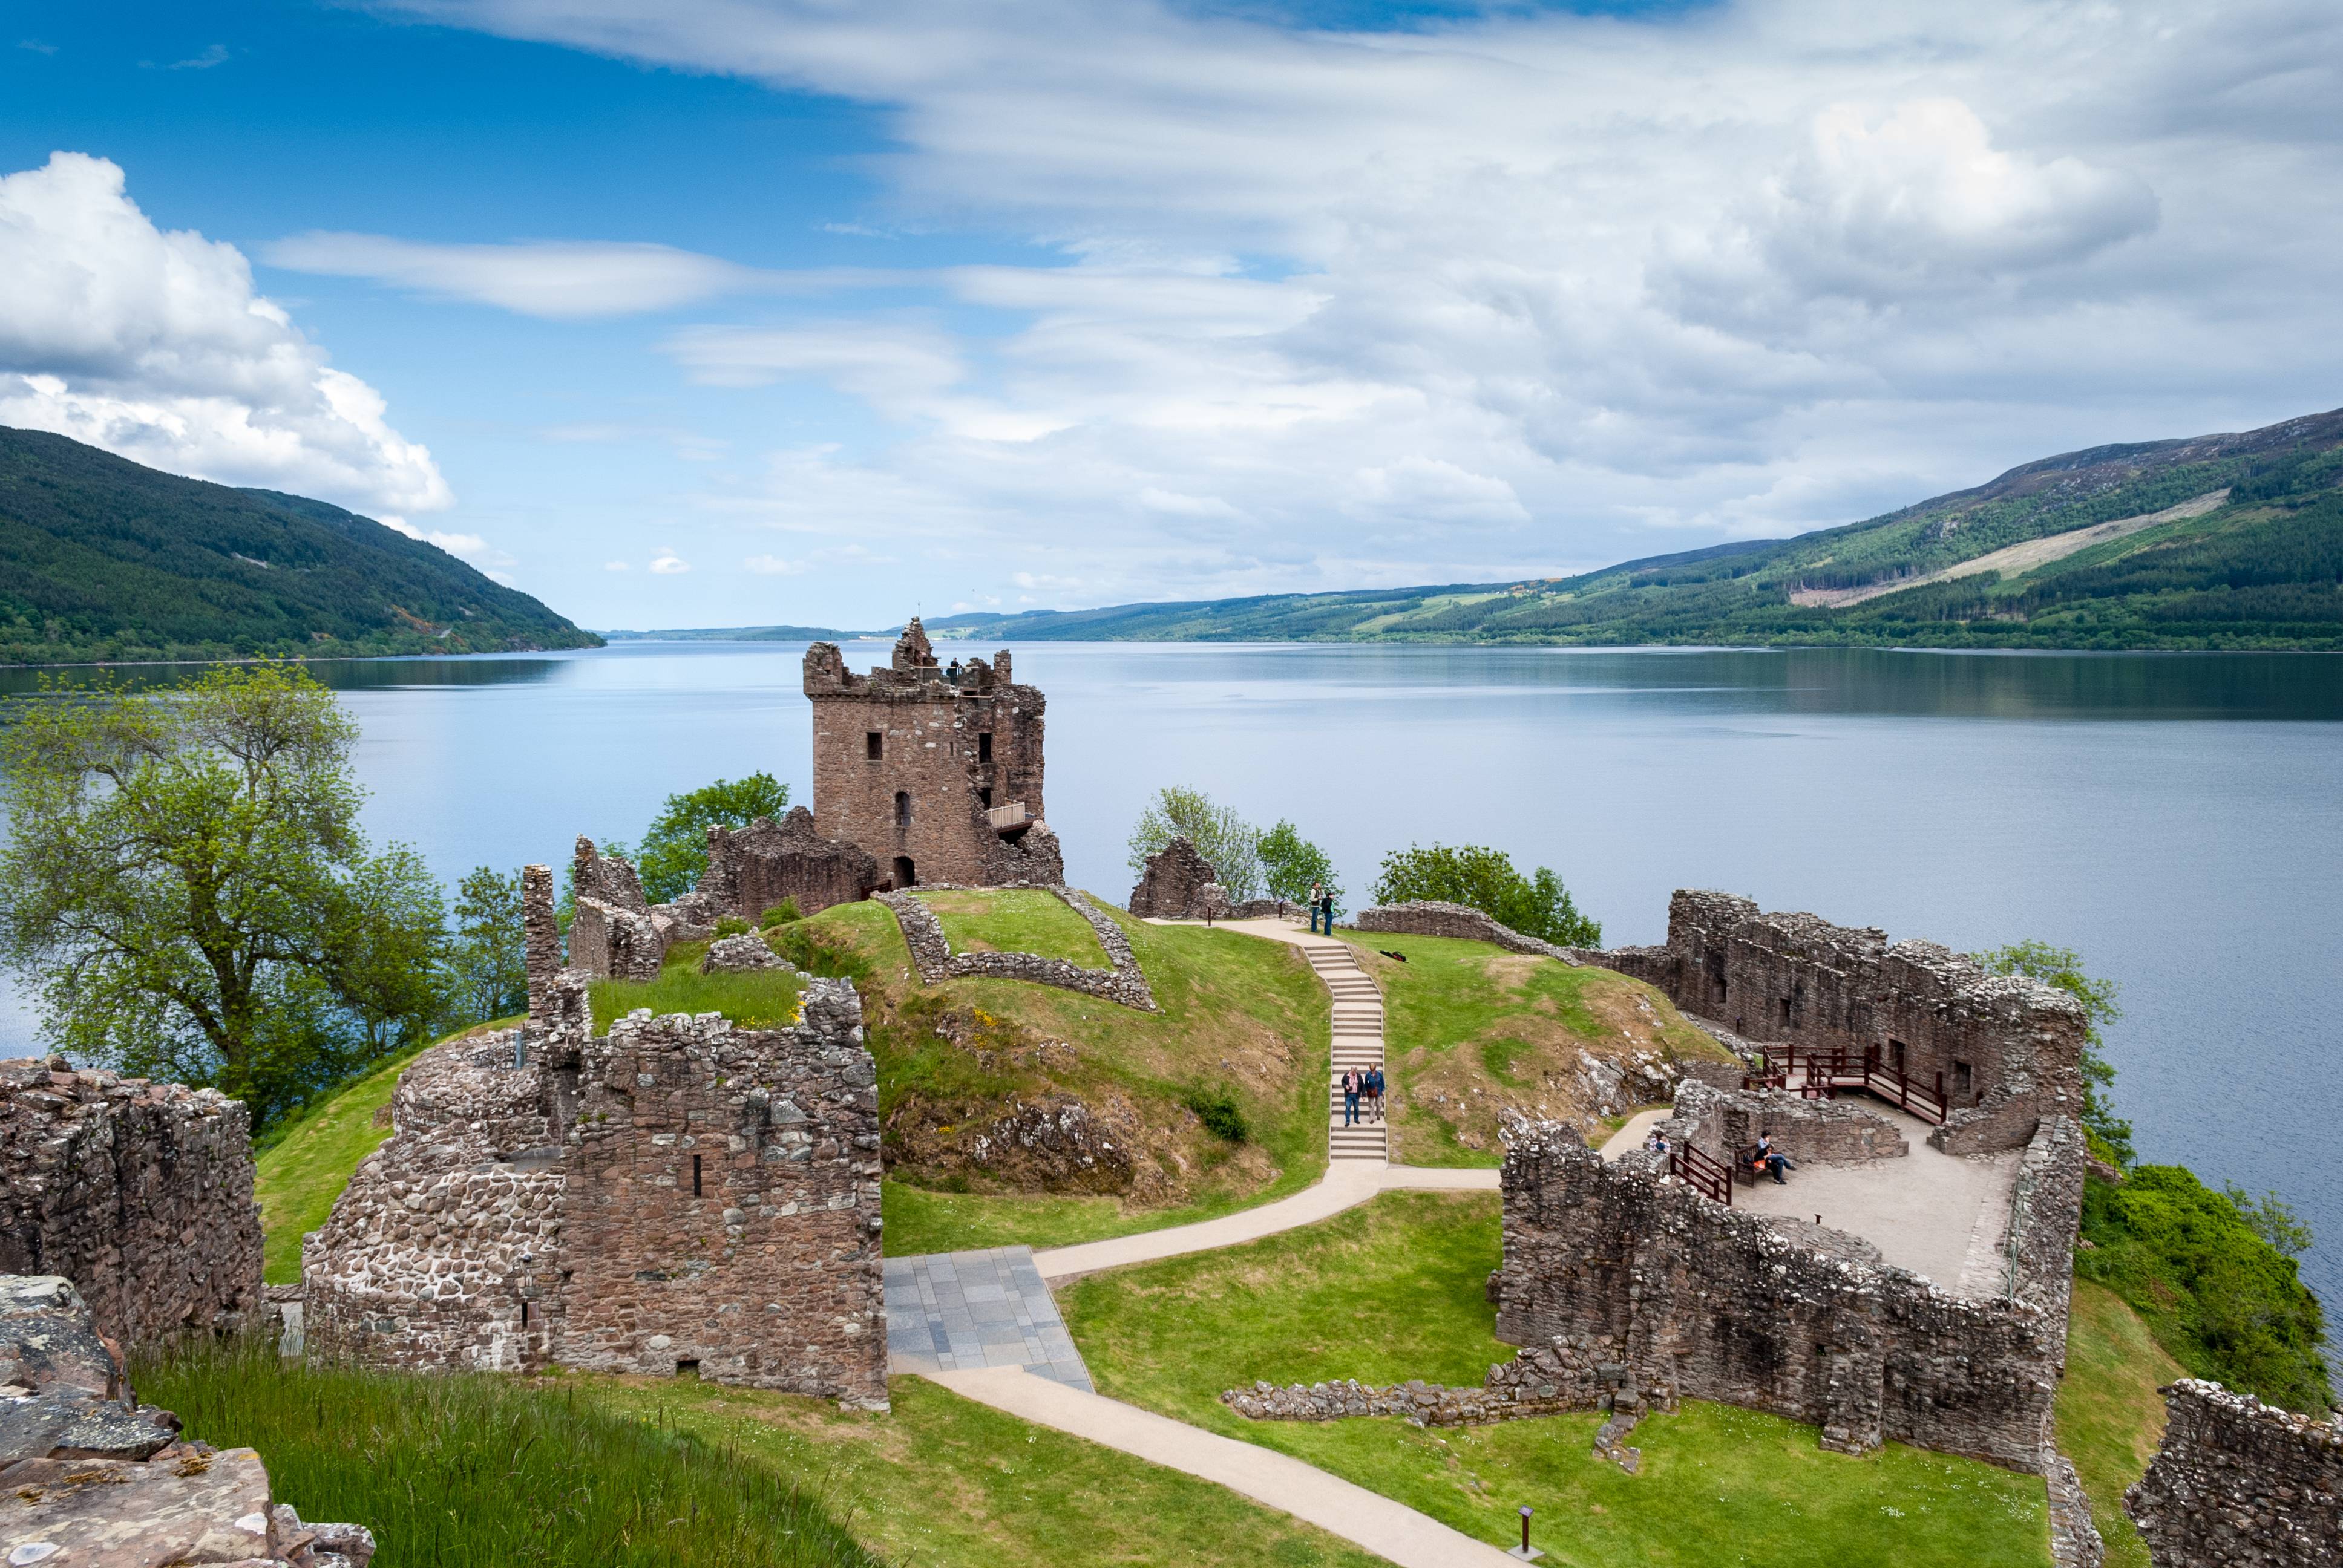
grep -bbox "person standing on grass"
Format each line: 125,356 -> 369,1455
1308,881 -> 1325,933
1366,1062 -> 1386,1122
1342,1067 -> 1362,1126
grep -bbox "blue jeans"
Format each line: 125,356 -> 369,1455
1343,1091 -> 1360,1126
1309,904 -> 1323,932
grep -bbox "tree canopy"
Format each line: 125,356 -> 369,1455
1257,820 -> 1340,912
1370,843 -> 1601,947
1126,785 -> 1263,900
634,772 -> 793,903
1975,939 -> 2134,1165
0,664 -> 448,1129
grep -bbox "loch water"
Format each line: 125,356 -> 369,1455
3,641 -> 2339,1312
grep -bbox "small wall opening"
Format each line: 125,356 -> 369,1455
893,855 -> 916,888
977,731 -> 993,763
692,1153 -> 703,1197
520,1300 -> 529,1327
866,731 -> 883,759
978,786 -> 993,808
894,791 -> 911,828
1953,1060 -> 1974,1099
1889,1038 -> 1908,1075
675,1359 -> 701,1379
1778,996 -> 1792,1028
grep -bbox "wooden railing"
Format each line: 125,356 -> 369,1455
1770,1044 -> 1947,1125
986,801 -> 1029,832
1673,1143 -> 1733,1207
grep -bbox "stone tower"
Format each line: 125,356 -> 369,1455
802,619 -> 1064,888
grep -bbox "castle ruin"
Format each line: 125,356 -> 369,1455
803,619 -> 1063,889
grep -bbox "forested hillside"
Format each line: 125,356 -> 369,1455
0,426 -> 600,664
926,407 -> 2343,651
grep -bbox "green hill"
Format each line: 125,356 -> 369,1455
0,426 -> 601,663
925,406 -> 2343,650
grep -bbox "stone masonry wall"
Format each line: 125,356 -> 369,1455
1354,901 -> 1587,965
804,621 -> 1058,890
1127,836 -> 1217,919
1660,1079 -> 1909,1166
1594,890 -> 2087,1154
880,886 -> 1158,1011
303,986 -> 887,1406
700,808 -> 880,919
1222,1337 -> 1633,1428
1491,1120 -> 2077,1472
569,837 -> 666,982
0,1059 -> 263,1348
557,982 -> 886,1407
2126,1380 -> 2342,1568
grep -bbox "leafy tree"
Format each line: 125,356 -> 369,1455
1257,820 -> 1340,913
1974,939 -> 2134,1166
634,773 -> 791,903
1370,843 -> 1601,947
448,866 -> 529,1025
2224,1184 -> 2315,1259
1126,786 -> 1263,900
0,665 -> 448,1129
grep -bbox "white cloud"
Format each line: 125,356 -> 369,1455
266,232 -> 787,319
648,550 -> 690,574
742,554 -> 803,575
170,44 -> 230,70
604,559 -> 632,570
0,152 -> 450,517
376,0 -> 2343,601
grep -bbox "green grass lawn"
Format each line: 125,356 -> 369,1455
2056,1279 -> 2186,1568
586,1374 -> 1388,1568
589,943 -> 805,1034
1059,1191 -> 2053,1567
785,898 -> 1331,1256
917,887 -> 1111,967
138,1340 -> 882,1568
252,1035 -> 478,1284
1342,929 -> 1731,1167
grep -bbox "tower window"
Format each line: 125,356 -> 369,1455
866,731 -> 883,759
895,791 -> 911,828
978,786 -> 992,808
692,1154 -> 703,1196
977,731 -> 993,763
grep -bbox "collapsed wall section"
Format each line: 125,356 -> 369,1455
1595,890 -> 2087,1154
0,1059 -> 263,1347
1491,1119 -> 2082,1472
2126,1380 -> 2342,1568
698,808 -> 880,920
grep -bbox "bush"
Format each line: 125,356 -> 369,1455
1258,820 -> 1340,913
713,915 -> 751,938
2079,1165 -> 2332,1414
759,898 -> 804,929
136,1339 -> 880,1567
1370,843 -> 1601,947
1181,1085 -> 1249,1143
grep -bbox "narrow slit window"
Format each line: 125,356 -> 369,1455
977,731 -> 993,763
692,1154 -> 703,1196
866,731 -> 883,759
894,791 -> 911,828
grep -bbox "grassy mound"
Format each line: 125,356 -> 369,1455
137,1341 -> 880,1568
1058,1191 -> 2053,1567
2056,1279 -> 2187,1568
775,898 -> 1329,1256
1347,930 -> 1733,1166
589,943 -> 806,1034
917,887 -> 1110,967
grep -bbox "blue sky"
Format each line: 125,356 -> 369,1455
4,1 -> 2339,629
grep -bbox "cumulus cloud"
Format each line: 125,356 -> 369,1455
0,152 -> 450,517
267,232 -> 788,319
648,550 -> 690,574
375,0 -> 2343,601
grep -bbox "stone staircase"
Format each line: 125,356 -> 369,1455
1305,941 -> 1388,1163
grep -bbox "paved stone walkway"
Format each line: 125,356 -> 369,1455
882,1246 -> 1093,1391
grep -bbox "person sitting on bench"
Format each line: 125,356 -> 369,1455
1754,1131 -> 1794,1185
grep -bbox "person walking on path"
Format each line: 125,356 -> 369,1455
1365,1063 -> 1386,1122
1308,882 -> 1325,933
1342,1067 -> 1362,1127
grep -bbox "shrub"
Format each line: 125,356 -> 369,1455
713,915 -> 751,938
760,897 -> 804,929
2079,1165 -> 2332,1414
1181,1085 -> 1249,1143
1258,820 -> 1341,913
1371,843 -> 1601,947
1975,939 -> 2134,1166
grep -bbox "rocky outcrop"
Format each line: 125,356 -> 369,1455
2126,1380 -> 2342,1568
0,1059 -> 263,1348
1126,837 -> 1219,920
881,886 -> 1157,1011
0,1274 -> 375,1566
1353,900 -> 1585,964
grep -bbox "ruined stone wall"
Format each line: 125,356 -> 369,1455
2126,1380 -> 2342,1568
300,1031 -> 564,1374
880,887 -> 1158,1011
1127,837 -> 1217,919
0,1060 -> 263,1348
1222,1338 -> 1627,1428
1354,901 -> 1586,965
1491,1122 -> 2072,1472
568,837 -> 667,981
1592,890 -> 2088,1154
700,808 -> 880,919
556,981 -> 886,1407
1660,1080 -> 1909,1166
804,623 -> 1054,889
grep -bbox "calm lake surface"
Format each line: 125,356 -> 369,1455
4,642 -> 2339,1310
